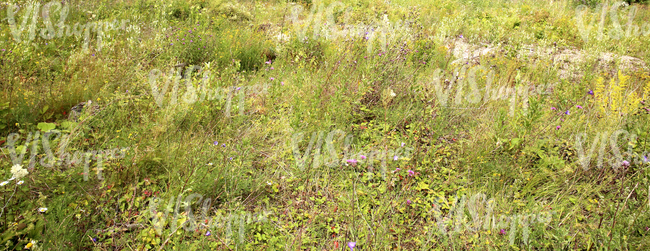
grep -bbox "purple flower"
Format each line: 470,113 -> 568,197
214,141 -> 218,145
401,142 -> 405,147
565,110 -> 570,115
348,242 -> 356,251
407,199 -> 412,205
643,156 -> 648,163
499,229 -> 506,235
222,143 -> 226,147
346,159 -> 358,164
622,160 -> 630,167
205,231 -> 211,236
394,156 -> 398,161
588,89 -> 594,95
577,105 -> 583,109
92,54 -> 95,56
236,87 -> 241,90
408,170 -> 415,176
556,126 -> 561,130
360,155 -> 366,160
459,35 -> 464,38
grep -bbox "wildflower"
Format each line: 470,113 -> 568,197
577,105 -> 583,109
408,170 -> 415,176
222,144 -> 226,147
346,159 -> 358,165
270,77 -> 275,81
588,89 -> 594,95
229,157 -> 233,161
25,242 -> 33,249
401,142 -> 405,147
407,199 -> 412,205
17,180 -> 24,185
393,156 -> 398,161
207,163 -> 213,166
0,181 -> 8,186
10,164 -> 28,180
622,160 -> 630,167
551,107 -> 557,110
643,156 -> 648,163
499,229 -> 506,235
348,242 -> 356,251
265,60 -> 271,65
267,181 -> 272,185
206,231 -> 211,236
556,126 -> 561,130
360,155 -> 366,160
270,67 -> 274,70
92,238 -> 97,242
213,141 -> 218,145
236,87 -> 241,90
565,110 -> 570,115
8,177 -> 15,181
38,208 -> 48,213
281,82 -> 285,86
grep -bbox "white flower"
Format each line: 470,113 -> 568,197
38,208 -> 48,213
10,164 -> 28,180
207,162 -> 213,166
390,90 -> 396,97
0,181 -> 8,186
8,177 -> 15,181
266,181 -> 272,185
17,180 -> 24,185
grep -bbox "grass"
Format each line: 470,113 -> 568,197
1,0 -> 650,250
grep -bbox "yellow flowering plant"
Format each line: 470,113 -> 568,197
593,70 -> 649,124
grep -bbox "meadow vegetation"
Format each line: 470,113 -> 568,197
1,0 -> 650,249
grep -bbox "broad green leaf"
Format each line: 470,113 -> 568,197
37,122 -> 56,132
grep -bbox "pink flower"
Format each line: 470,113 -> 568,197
499,229 -> 506,235
556,125 -> 561,130
408,170 -> 415,176
551,107 -> 557,110
360,155 -> 366,159
577,105 -> 583,109
407,199 -> 412,205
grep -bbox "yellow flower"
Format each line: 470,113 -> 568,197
25,243 -> 33,249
